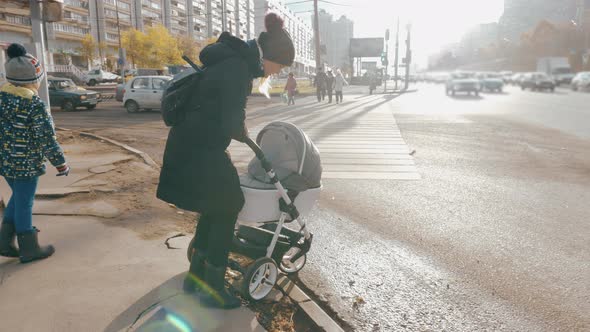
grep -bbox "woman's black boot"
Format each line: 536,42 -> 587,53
199,262 -> 241,309
183,251 -> 207,293
16,227 -> 55,263
0,223 -> 19,257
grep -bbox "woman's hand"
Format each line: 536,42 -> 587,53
232,124 -> 249,143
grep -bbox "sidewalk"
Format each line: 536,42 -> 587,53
0,133 -> 266,332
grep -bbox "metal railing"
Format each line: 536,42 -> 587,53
46,64 -> 87,82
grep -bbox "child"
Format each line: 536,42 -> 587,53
0,44 -> 69,263
284,72 -> 297,105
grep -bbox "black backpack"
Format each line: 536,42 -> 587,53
161,56 -> 204,127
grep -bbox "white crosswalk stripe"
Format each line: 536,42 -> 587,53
229,96 -> 421,180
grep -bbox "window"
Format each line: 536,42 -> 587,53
106,33 -> 119,41
132,78 -> 150,89
153,78 -> 169,90
53,23 -> 89,35
4,14 -> 31,26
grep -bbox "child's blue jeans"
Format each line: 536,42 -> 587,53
2,177 -> 39,233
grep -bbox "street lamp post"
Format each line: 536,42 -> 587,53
30,0 -> 51,108
313,0 -> 321,70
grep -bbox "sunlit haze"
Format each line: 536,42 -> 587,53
289,0 -> 505,67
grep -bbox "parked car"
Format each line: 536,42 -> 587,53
520,72 -> 555,92
47,76 -> 101,111
551,67 -> 575,85
86,68 -> 121,86
500,71 -> 513,83
445,72 -> 480,96
123,75 -> 171,113
476,72 -> 504,92
510,73 -> 525,85
571,72 -> 590,91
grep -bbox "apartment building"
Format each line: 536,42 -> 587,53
254,0 -> 315,74
317,9 -> 353,71
1,0 -> 256,69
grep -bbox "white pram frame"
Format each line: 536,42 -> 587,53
187,137 -> 317,302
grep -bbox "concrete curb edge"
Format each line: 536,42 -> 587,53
277,275 -> 344,332
56,127 -> 160,170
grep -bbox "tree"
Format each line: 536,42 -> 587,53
178,35 -> 202,64
78,34 -> 96,69
121,28 -> 146,67
121,25 -> 183,68
144,25 -> 183,68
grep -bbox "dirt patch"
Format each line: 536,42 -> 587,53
55,132 -> 196,239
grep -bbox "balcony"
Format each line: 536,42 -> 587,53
3,14 -> 32,26
64,0 -> 89,10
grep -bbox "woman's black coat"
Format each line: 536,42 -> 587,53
157,32 -> 262,214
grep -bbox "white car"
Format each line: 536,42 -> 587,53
571,72 -> 590,92
123,75 -> 171,113
86,69 -> 120,86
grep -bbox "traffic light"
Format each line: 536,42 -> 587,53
381,52 -> 388,66
43,0 -> 64,22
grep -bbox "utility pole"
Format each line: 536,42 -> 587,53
393,18 -> 399,90
30,0 -> 51,108
404,23 -> 412,90
383,28 -> 389,93
115,0 -> 125,78
313,0 -> 321,70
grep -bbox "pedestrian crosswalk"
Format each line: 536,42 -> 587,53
229,95 -> 421,180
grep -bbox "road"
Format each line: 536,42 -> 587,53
52,84 -> 590,331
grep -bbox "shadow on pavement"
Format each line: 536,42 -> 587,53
448,94 -> 484,101
105,273 -> 263,332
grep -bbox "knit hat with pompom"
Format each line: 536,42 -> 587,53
4,43 -> 45,85
258,13 -> 295,66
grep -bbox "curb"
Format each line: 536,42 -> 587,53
276,275 -> 344,332
56,127 -> 160,169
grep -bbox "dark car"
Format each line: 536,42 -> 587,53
48,76 -> 101,111
520,72 -> 555,92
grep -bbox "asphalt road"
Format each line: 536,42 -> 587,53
52,84 -> 590,331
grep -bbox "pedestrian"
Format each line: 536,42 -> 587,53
157,12 -> 294,309
0,44 -> 70,263
334,69 -> 348,104
326,70 -> 335,103
284,72 -> 297,105
315,68 -> 327,102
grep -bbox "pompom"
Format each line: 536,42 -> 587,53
265,12 -> 284,33
7,43 -> 27,59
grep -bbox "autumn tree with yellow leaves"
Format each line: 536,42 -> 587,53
121,25 -> 184,68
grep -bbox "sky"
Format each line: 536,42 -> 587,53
286,0 -> 505,67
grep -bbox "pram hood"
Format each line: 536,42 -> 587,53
248,122 -> 322,192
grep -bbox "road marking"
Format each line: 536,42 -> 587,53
229,96 -> 420,180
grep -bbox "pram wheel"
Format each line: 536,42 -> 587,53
279,247 -> 307,274
242,257 -> 278,301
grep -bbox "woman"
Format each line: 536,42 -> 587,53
157,13 -> 294,309
284,72 -> 297,105
0,44 -> 69,263
334,69 -> 349,104
326,70 -> 335,103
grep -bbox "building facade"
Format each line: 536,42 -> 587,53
254,0 -> 315,74
499,0 -> 578,41
0,0 -> 255,70
317,9 -> 353,72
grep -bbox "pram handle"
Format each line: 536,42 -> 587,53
244,137 -> 273,173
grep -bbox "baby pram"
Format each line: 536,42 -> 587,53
187,122 -> 322,301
